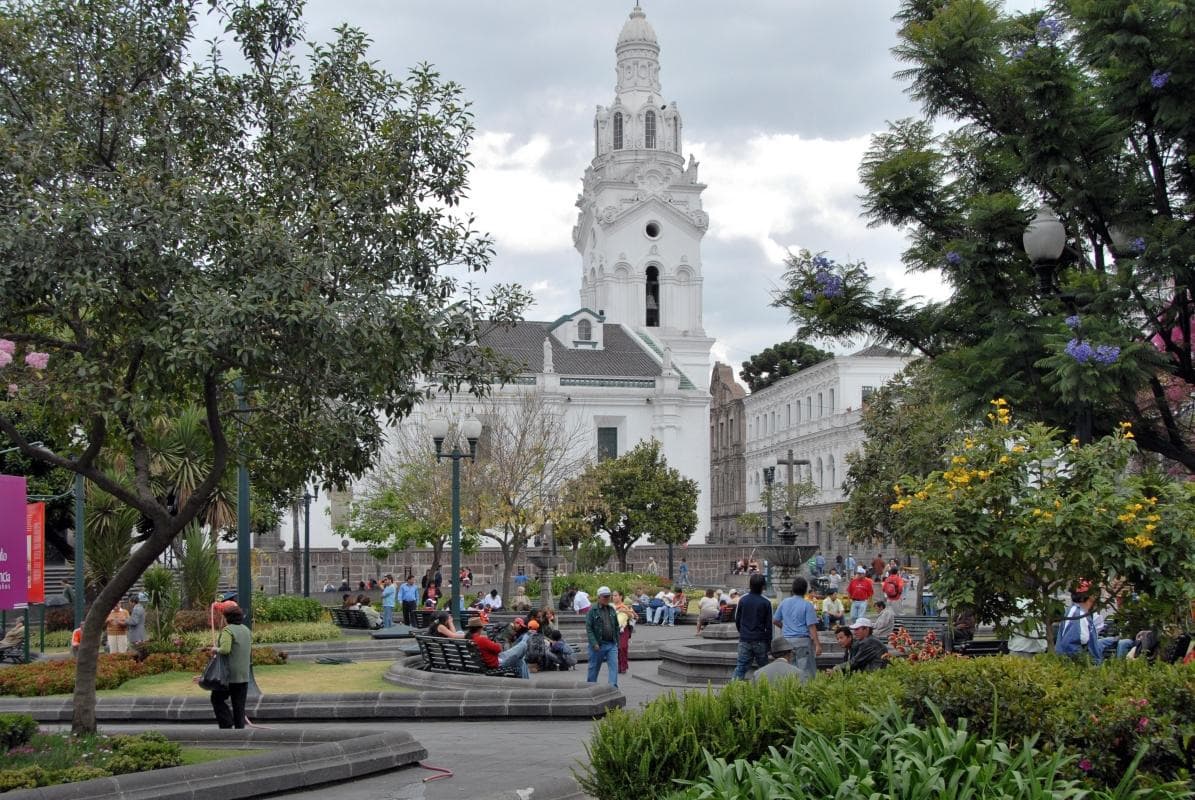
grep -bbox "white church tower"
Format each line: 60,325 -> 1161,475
573,4 -> 714,392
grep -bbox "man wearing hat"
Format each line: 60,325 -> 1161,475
752,636 -> 802,683
847,566 -> 873,623
464,617 -> 531,678
847,618 -> 888,672
497,616 -> 528,647
585,586 -> 620,688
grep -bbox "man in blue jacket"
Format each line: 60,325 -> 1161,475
1055,584 -> 1102,664
398,574 -> 420,626
731,573 -> 773,680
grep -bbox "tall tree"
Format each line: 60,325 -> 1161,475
558,440 -> 698,572
338,426 -> 476,581
471,392 -> 591,601
0,0 -> 527,732
739,341 -> 833,392
775,1 -> 1195,473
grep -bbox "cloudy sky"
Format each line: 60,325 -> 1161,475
242,0 -> 1042,548
272,0 -> 972,372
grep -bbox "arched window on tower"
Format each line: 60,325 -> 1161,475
645,266 -> 660,327
613,112 -> 623,150
577,318 -> 592,341
644,111 -> 656,149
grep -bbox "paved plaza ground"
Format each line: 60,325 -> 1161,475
37,622 -> 704,800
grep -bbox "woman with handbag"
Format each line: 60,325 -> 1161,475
210,605 -> 252,729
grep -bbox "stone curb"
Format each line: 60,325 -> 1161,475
0,682 -> 625,722
3,728 -> 426,800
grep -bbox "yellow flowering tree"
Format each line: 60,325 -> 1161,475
890,400 -> 1195,650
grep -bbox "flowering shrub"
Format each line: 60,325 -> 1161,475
0,648 -> 287,696
581,656 -> 1195,800
887,627 -> 945,662
888,400 -> 1195,635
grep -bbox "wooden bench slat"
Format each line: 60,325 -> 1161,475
414,634 -> 521,678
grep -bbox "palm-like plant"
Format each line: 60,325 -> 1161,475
177,524 -> 221,610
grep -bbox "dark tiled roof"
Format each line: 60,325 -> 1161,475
480,321 -> 664,378
850,344 -> 910,358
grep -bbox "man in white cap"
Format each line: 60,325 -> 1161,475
585,586 -> 620,688
847,617 -> 888,672
847,566 -> 873,623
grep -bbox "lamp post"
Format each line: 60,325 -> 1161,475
764,463 -> 774,590
428,415 -> 482,629
301,484 -> 318,597
1024,204 -> 1092,444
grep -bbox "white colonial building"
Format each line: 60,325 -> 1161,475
412,5 -> 714,537
742,347 -> 910,553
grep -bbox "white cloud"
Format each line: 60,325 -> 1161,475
693,133 -> 875,265
464,131 -> 579,255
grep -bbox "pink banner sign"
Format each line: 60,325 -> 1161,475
0,476 -> 29,611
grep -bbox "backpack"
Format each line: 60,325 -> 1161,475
883,576 -> 901,599
525,632 -> 547,664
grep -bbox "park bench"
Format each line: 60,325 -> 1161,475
955,639 -> 1008,657
0,641 -> 25,664
413,634 -> 521,678
892,615 -> 951,650
327,607 -> 376,630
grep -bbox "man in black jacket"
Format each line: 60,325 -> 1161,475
847,617 -> 888,672
731,573 -> 773,680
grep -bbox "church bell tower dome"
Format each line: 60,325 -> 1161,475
617,5 -> 658,49
573,5 -> 714,394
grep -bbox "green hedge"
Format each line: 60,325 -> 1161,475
578,658 -> 1195,799
552,572 -> 666,601
252,594 -> 325,623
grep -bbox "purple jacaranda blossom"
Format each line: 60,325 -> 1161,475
24,352 -> 49,370
946,251 -> 963,266
1150,70 -> 1170,89
1093,345 -> 1121,365
811,255 -> 833,270
802,290 -> 815,302
1065,315 -> 1081,330
1010,43 -> 1030,61
1065,338 -> 1095,364
1131,237 -> 1146,255
1037,17 -> 1064,41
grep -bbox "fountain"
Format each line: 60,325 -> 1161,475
758,517 -> 819,599
651,515 -> 820,686
527,522 -> 563,612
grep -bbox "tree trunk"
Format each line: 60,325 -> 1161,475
290,500 -> 301,594
72,517 -> 179,733
499,538 -> 522,605
614,541 -> 630,573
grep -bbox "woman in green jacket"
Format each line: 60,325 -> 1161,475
211,605 -> 252,729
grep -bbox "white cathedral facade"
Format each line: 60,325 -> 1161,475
414,5 -> 714,538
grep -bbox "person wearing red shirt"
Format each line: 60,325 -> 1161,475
847,567 -> 874,623
871,554 -> 886,580
463,616 -> 530,678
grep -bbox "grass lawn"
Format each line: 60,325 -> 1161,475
179,746 -> 261,765
43,661 -> 405,698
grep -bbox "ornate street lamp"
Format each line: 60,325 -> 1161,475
1023,204 -> 1092,443
302,484 -> 319,597
428,415 -> 482,628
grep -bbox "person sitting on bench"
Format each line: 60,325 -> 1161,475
464,616 -> 529,677
0,620 -> 25,650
